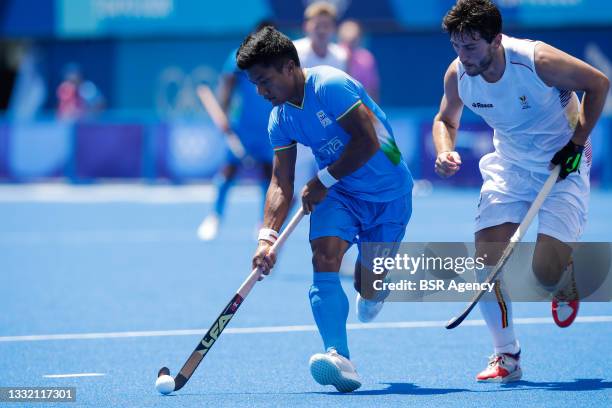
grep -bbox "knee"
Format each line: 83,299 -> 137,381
312,248 -> 343,272
532,256 -> 563,288
475,242 -> 502,266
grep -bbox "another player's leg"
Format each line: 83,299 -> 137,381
246,161 -> 274,239
354,257 -> 385,323
534,236 -> 579,328
307,192 -> 362,392
474,223 -> 522,383
472,155 -> 530,382
259,162 -> 273,212
198,162 -> 239,241
533,166 -> 589,327
354,193 -> 412,323
292,144 -> 318,208
255,162 -> 273,233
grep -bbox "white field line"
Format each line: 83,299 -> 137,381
0,227 -> 281,245
1,316 -> 610,343
0,230 -> 197,245
43,373 -> 105,378
0,184 -> 261,204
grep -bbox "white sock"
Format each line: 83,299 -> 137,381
476,266 -> 520,355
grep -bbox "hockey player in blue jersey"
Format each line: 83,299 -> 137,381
237,27 -> 414,392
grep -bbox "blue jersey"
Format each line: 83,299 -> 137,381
222,49 -> 273,162
268,66 -> 412,202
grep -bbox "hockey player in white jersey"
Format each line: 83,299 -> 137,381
432,0 -> 609,382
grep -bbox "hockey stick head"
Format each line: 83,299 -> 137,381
445,316 -> 461,329
445,295 -> 480,329
156,366 -> 189,393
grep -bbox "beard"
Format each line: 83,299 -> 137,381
464,51 -> 494,77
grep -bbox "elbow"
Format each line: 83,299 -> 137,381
351,137 -> 379,169
367,136 -> 381,159
590,72 -> 610,95
602,74 -> 610,94
434,113 -> 458,131
433,112 -> 443,124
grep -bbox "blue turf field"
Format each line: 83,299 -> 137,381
1,185 -> 611,407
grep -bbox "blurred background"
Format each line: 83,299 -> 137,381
1,4 -> 611,404
0,0 -> 610,187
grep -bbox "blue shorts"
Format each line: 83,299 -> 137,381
309,189 -> 412,260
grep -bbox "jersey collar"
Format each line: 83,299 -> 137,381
286,68 -> 308,109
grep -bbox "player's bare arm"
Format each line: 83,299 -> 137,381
535,42 -> 610,178
301,103 -> 380,213
535,42 -> 610,147
433,61 -> 465,178
252,146 -> 296,274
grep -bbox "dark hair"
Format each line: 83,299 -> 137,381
442,0 -> 502,43
255,19 -> 275,32
236,26 -> 300,71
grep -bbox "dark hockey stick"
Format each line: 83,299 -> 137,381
446,165 -> 560,329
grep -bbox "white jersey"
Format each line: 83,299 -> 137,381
294,37 -> 347,70
457,35 -> 586,173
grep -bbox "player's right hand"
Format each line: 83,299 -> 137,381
435,151 -> 462,178
252,240 -> 277,280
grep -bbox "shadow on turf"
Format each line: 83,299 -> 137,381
170,383 -> 469,397
313,382 -> 470,396
161,379 -> 611,397
498,378 -> 612,392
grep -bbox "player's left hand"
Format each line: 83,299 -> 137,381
301,177 -> 328,214
550,140 -> 584,179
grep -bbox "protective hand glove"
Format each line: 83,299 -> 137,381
550,140 -> 584,179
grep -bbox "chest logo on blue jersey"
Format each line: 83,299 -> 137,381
316,110 -> 333,128
318,136 -> 344,157
519,95 -> 531,109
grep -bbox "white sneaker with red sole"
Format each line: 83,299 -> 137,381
476,352 -> 522,383
552,261 -> 580,328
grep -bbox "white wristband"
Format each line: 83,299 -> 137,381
317,167 -> 338,188
258,228 -> 279,243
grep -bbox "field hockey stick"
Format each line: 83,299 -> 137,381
158,208 -> 305,391
446,165 -> 561,329
196,84 -> 247,160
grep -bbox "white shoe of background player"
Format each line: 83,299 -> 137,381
197,214 -> 219,241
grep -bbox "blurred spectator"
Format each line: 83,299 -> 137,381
294,1 -> 347,70
7,44 -> 47,120
339,19 -> 380,102
56,63 -> 105,120
197,21 -> 275,241
291,2 -> 348,209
